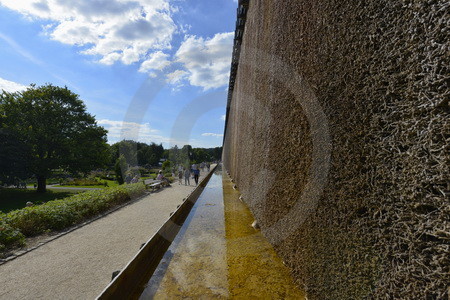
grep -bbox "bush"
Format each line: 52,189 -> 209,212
162,160 -> 171,171
115,155 -> 127,185
0,216 -> 26,252
3,183 -> 146,237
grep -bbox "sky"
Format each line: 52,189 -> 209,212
0,0 -> 238,148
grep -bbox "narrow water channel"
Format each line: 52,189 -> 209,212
138,168 -> 305,299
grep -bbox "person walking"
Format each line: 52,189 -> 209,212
184,168 -> 191,186
178,169 -> 183,184
193,168 -> 200,185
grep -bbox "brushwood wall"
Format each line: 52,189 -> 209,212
222,1 -> 449,299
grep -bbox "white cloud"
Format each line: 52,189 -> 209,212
139,51 -> 171,73
98,119 -> 190,146
220,114 -> 226,121
0,77 -> 28,93
97,119 -> 223,147
201,132 -> 224,137
166,69 -> 188,85
98,119 -> 159,142
0,0 -> 176,68
174,32 -> 234,90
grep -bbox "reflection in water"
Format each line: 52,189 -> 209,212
139,169 -> 305,299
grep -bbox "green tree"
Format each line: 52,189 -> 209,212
181,145 -> 193,162
0,84 -> 109,192
0,128 -> 31,184
212,147 -> 223,161
162,160 -> 172,172
114,154 -> 127,185
147,142 -> 163,166
110,140 -> 164,167
192,148 -> 209,163
168,145 -> 180,165
137,142 -> 150,166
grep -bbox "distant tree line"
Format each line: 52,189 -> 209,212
109,140 -> 164,168
111,140 -> 222,169
164,145 -> 222,167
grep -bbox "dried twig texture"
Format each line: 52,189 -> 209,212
223,0 -> 449,299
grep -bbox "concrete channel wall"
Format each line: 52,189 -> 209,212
222,1 -> 448,299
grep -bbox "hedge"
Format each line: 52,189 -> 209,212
0,219 -> 25,253
0,183 -> 146,252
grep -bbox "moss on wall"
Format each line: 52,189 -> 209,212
223,0 -> 449,299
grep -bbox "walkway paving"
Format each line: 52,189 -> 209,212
0,170 -> 211,300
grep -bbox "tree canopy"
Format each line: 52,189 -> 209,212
165,145 -> 222,166
110,140 -> 164,168
0,84 -> 109,192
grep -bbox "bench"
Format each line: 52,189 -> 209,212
143,180 -> 163,192
148,182 -> 162,192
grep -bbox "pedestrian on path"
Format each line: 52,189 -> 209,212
193,168 -> 200,185
184,168 -> 191,186
178,169 -> 183,184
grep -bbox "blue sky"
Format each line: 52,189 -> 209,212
0,0 -> 237,148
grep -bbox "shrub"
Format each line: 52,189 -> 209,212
3,183 -> 146,237
115,155 -> 127,185
162,160 -> 171,171
0,216 -> 25,251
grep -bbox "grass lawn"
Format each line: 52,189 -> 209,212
59,179 -> 120,189
56,185 -> 104,188
0,188 -> 82,213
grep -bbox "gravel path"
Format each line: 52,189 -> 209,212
0,171 -> 211,300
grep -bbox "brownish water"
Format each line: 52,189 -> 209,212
139,169 -> 305,299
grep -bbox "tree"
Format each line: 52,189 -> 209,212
192,148 -> 209,163
181,145 -> 193,162
0,84 -> 109,192
110,140 -> 137,166
210,147 -> 223,161
0,127 -> 31,184
114,155 -> 127,185
168,145 -> 180,165
110,140 -> 164,168
162,160 -> 172,172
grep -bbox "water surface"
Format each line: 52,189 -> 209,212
139,169 -> 305,299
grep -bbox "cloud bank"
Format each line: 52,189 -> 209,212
0,1 -> 234,90
98,119 -> 191,146
0,0 -> 175,67
174,32 -> 234,90
201,132 -> 223,137
0,77 -> 28,92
